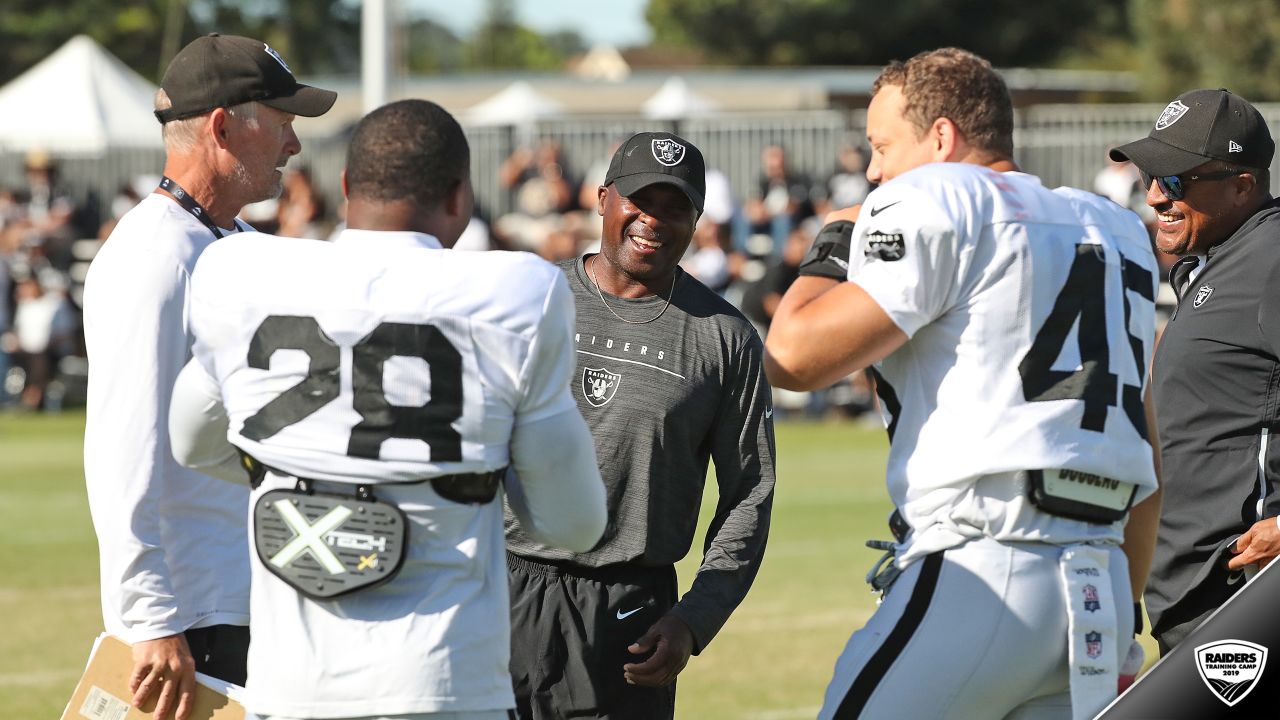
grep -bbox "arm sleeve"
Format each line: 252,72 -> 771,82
670,332 -> 777,653
849,185 -> 964,338
82,259 -> 186,640
504,270 -> 606,551
797,219 -> 854,280
169,358 -> 249,485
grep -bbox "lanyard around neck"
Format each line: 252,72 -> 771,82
159,176 -> 241,239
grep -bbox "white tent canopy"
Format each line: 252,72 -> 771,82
0,35 -> 162,155
464,81 -> 565,127
642,77 -> 718,120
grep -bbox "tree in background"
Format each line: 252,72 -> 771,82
646,0 -> 1131,69
1131,0 -> 1280,101
0,0 -> 361,84
462,0 -> 585,71
0,0 -> 177,85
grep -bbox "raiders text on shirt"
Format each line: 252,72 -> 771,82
575,333 -> 669,362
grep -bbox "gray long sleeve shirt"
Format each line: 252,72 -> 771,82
505,256 -> 777,652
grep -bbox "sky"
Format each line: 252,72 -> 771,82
406,0 -> 653,49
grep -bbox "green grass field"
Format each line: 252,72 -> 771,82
0,412 -> 1154,719
0,412 -> 894,719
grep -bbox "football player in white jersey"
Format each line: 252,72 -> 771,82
766,48 -> 1160,719
166,99 -> 607,720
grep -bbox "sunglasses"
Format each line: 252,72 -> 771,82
1139,169 -> 1240,201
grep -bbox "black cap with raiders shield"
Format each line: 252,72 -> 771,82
604,132 -> 706,214
155,33 -> 337,124
1110,88 -> 1274,176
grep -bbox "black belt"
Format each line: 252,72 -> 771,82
237,448 -> 504,504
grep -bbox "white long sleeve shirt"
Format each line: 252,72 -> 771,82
82,193 -> 251,642
169,229 -> 605,717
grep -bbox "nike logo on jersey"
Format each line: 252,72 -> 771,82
617,607 -> 644,620
1226,570 -> 1245,586
868,201 -> 902,217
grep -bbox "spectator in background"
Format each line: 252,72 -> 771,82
744,144 -> 817,255
1095,153 -> 1142,207
275,166 -> 329,239
824,144 -> 871,215
495,139 -> 579,253
17,150 -> 90,274
738,221 -> 815,334
8,268 -> 75,411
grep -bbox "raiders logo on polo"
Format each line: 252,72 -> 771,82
1195,640 -> 1268,707
864,230 -> 906,261
651,139 -> 686,167
1193,284 -> 1214,308
1155,100 -> 1190,130
582,367 -> 621,407
263,43 -> 292,73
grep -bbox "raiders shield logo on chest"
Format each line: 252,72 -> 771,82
582,367 -> 621,407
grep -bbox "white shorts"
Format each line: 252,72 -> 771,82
819,537 -> 1132,720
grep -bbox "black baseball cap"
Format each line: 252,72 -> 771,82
155,33 -> 337,124
1110,88 -> 1274,176
604,132 -> 706,214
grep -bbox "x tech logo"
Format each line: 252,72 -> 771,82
268,500 -> 351,574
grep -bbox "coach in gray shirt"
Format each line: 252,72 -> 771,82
505,132 -> 777,720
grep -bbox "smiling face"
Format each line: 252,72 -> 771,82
595,182 -> 698,296
1144,162 -> 1248,256
865,85 -> 941,186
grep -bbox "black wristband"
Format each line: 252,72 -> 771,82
1134,601 -> 1143,636
798,219 -> 854,280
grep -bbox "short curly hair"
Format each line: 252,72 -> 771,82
344,99 -> 470,209
873,47 -> 1014,160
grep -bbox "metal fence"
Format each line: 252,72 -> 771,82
5,102 -> 1280,228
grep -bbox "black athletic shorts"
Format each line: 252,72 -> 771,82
184,624 -> 249,686
507,552 -> 678,720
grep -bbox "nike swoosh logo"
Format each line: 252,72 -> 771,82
617,607 -> 643,620
1226,571 -> 1244,586
869,201 -> 902,217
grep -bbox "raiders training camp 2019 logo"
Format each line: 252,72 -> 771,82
864,230 -> 906,261
1194,284 -> 1214,308
1155,100 -> 1190,130
582,367 -> 621,407
651,139 -> 686,167
1195,640 -> 1268,707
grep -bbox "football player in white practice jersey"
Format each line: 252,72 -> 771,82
766,48 -> 1161,720
166,99 -> 606,720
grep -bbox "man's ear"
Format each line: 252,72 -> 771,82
208,108 -> 232,149
1234,171 -> 1259,205
443,179 -> 466,218
597,185 -> 609,217
931,117 -> 962,162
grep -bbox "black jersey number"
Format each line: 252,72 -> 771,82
1017,245 -> 1153,438
240,316 -> 464,461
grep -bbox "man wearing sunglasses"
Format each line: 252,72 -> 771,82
1110,87 -> 1280,654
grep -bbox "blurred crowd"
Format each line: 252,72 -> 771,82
0,142 -> 1174,417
